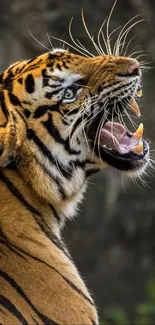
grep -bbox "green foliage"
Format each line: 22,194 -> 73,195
102,271 -> 155,325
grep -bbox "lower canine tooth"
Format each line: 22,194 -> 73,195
133,123 -> 143,140
131,140 -> 143,154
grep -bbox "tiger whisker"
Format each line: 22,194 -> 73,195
123,32 -> 144,57
96,107 -> 110,168
129,50 -> 147,58
67,96 -> 99,144
69,98 -> 102,145
62,95 -> 97,120
81,10 -> 102,56
106,0 -> 118,55
119,18 -> 144,56
69,18 -> 94,57
27,27 -> 51,51
45,29 -> 54,50
70,97 -> 108,147
92,102 -> 109,159
81,106 -> 91,152
76,39 -> 95,57
51,36 -> 89,57
118,99 -> 137,129
97,18 -> 107,55
113,15 -> 143,56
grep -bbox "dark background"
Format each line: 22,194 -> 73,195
1,0 -> 155,321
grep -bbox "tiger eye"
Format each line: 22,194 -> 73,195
51,76 -> 60,81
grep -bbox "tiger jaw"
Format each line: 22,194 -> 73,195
87,92 -> 149,173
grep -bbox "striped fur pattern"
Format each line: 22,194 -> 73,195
0,49 -> 148,324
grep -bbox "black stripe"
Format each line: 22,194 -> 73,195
0,72 -> 4,84
42,113 -> 64,144
0,295 -> 29,325
97,80 -> 121,92
34,104 -> 59,119
48,88 -> 63,96
0,231 -> 94,307
86,168 -> 99,178
34,105 -> 50,118
49,204 -> 61,223
62,108 -> 79,116
99,80 -> 133,97
42,68 -> 50,87
1,253 -> 94,308
22,100 -> 32,106
23,60 -> 42,73
0,272 -> 59,325
0,171 -> 41,216
18,77 -> 23,84
8,92 -> 22,106
56,63 -> 62,71
25,74 -> 35,94
61,119 -> 69,126
69,115 -> 83,139
17,63 -> 27,74
27,128 -> 73,179
48,53 -> 64,61
45,88 -> 62,99
3,71 -> 14,92
0,238 -> 27,260
23,109 -> 31,118
0,93 -> 8,119
27,57 -> 37,64
16,109 -> 28,128
0,172 -> 68,257
32,154 -> 66,200
32,317 -> 40,325
8,62 -> 19,71
42,113 -> 81,155
62,61 -> 68,69
49,84 -> 61,89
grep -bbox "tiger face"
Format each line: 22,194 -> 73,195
0,50 -> 149,193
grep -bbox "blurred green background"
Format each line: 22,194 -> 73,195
1,0 -> 155,322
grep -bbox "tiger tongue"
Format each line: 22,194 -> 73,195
100,122 -> 144,154
130,98 -> 141,117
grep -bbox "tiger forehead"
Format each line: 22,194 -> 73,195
2,51 -> 84,81
2,50 -> 135,83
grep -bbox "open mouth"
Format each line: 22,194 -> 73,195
89,89 -> 149,172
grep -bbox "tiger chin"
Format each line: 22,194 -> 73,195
0,49 -> 149,325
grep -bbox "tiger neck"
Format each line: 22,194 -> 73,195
0,165 -> 86,243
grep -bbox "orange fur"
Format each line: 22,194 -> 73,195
0,50 -> 148,324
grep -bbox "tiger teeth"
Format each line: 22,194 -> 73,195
136,90 -> 142,97
131,140 -> 143,154
133,123 -> 143,140
130,98 -> 141,117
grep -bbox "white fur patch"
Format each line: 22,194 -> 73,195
50,49 -> 68,54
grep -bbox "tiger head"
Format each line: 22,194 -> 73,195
0,50 -> 149,208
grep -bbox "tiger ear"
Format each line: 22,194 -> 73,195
0,109 -> 26,167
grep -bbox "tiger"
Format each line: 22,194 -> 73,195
0,46 -> 149,325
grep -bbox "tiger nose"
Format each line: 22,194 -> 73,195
128,60 -> 140,76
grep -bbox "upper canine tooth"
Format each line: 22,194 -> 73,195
133,123 -> 143,140
131,140 -> 143,154
136,90 -> 142,97
130,98 -> 141,117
